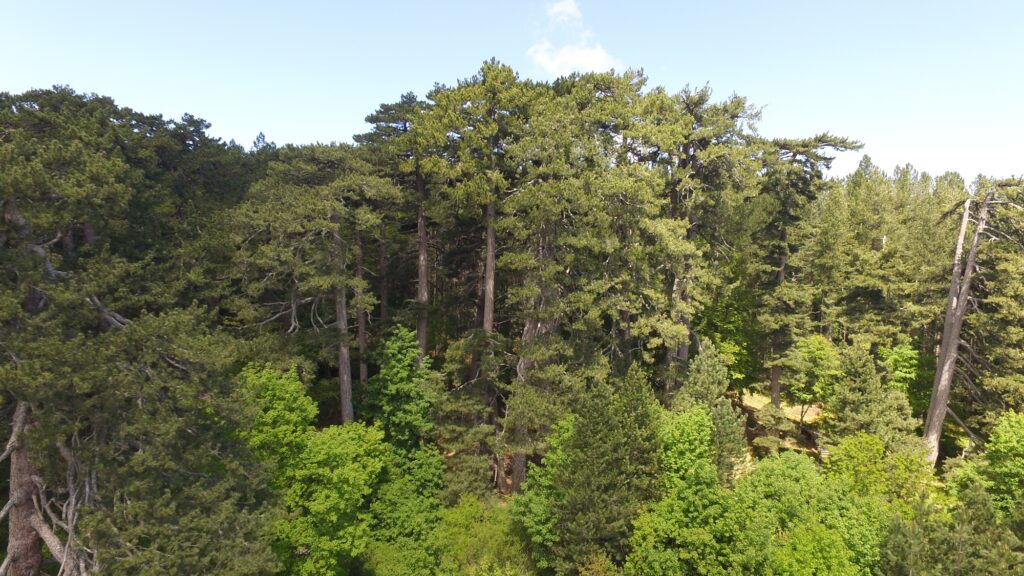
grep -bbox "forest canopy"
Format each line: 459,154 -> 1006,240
1,61 -> 1022,575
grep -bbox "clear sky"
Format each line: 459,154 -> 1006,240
4,0 -> 1022,179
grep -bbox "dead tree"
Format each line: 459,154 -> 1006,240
922,187 -> 994,466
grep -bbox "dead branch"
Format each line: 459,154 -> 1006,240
946,406 -> 982,448
0,402 -> 30,463
85,296 -> 130,330
0,498 -> 15,523
29,513 -> 66,563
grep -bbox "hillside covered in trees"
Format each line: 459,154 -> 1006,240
1,61 -> 1023,575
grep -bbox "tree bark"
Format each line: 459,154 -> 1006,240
923,192 -> 992,466
770,361 -> 782,408
770,230 -> 789,409
482,201 -> 496,335
416,179 -> 429,355
336,287 -> 354,424
7,402 -> 43,576
508,285 -> 554,493
378,222 -> 389,324
510,453 -> 527,493
356,230 -> 368,389
332,226 -> 355,424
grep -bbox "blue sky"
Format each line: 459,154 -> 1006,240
4,0 -> 1022,179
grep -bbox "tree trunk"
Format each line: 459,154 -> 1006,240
508,288 -> 553,493
336,287 -> 354,424
378,222 -> 389,324
356,230 -> 368,389
482,201 -> 496,334
466,270 -> 486,384
770,362 -> 782,408
770,232 -> 789,409
670,307 -> 694,404
7,402 -> 43,576
510,453 -> 527,493
676,212 -> 699,382
923,192 -> 992,466
468,201 -> 497,385
416,186 -> 429,355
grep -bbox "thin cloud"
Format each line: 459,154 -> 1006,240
546,0 -> 582,23
528,0 -> 621,77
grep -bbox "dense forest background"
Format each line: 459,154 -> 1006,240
1,61 -> 1023,575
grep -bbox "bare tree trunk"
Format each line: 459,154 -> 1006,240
332,226 -> 355,424
416,188 -> 429,355
924,192 -> 992,466
7,402 -> 42,576
356,230 -> 368,389
336,287 -> 354,424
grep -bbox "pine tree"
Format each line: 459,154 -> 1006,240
515,366 -> 661,573
827,344 -> 916,449
675,343 -> 747,482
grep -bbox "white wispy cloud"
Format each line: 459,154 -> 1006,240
546,0 -> 582,23
528,0 -> 621,77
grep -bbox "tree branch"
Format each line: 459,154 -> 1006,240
0,497 -> 15,523
0,401 -> 30,463
85,296 -> 130,330
946,406 -> 982,447
29,512 -> 66,562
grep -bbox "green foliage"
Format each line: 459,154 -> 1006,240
965,182 -> 1024,419
880,480 -> 1024,575
624,468 -> 725,576
369,446 -> 444,543
763,521 -> 861,576
433,497 -> 534,576
239,364 -> 318,481
512,417 -> 573,571
878,343 -> 920,393
3,71 -> 1023,576
625,407 -> 724,576
980,411 -> 1024,519
367,327 -> 441,448
676,344 -> 748,481
628,451 -> 887,575
515,366 -> 661,573
361,447 -> 444,576
552,366 -> 662,571
783,334 -> 841,408
826,344 -> 916,448
242,364 -> 394,575
827,433 -> 933,504
729,453 -> 883,575
59,312 -> 282,576
278,424 -> 388,576
659,407 -> 715,487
